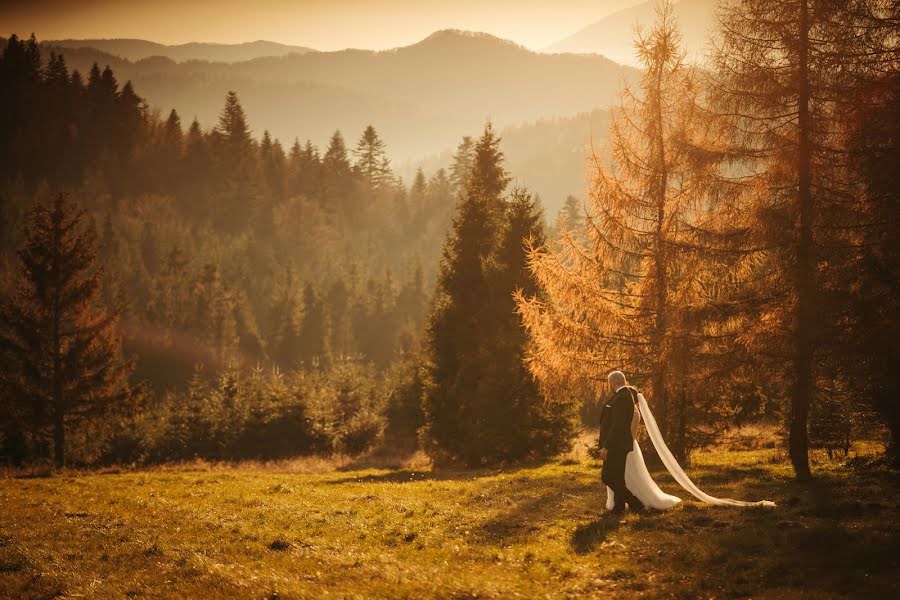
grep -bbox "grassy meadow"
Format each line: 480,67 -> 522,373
1,441 -> 898,599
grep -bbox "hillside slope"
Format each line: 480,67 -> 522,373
48,38 -> 316,63
39,30 -> 637,162
545,0 -> 717,65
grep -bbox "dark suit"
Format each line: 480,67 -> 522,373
599,385 -> 644,511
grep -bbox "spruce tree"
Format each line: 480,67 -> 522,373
322,130 -> 354,214
488,188 -> 575,460
423,126 -> 506,464
269,264 -> 302,368
423,124 -> 569,465
193,264 -> 239,364
181,118 -> 212,218
212,91 -> 261,232
353,125 -> 388,190
409,168 -> 428,222
298,283 -> 331,371
0,193 -> 132,467
217,90 -> 252,162
449,135 -> 476,195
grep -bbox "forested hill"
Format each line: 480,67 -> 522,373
48,38 -> 316,63
545,0 -> 717,65
0,33 -> 464,398
28,30 -> 635,163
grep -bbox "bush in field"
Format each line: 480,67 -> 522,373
135,357 -> 390,462
382,350 -> 425,451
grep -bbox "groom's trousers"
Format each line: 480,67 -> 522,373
602,448 -> 644,510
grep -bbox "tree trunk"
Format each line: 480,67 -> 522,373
791,0 -> 814,480
52,219 -> 65,469
675,385 -> 688,464
53,404 -> 65,468
652,59 -> 671,444
52,312 -> 64,468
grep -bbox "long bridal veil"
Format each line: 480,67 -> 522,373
637,393 -> 776,508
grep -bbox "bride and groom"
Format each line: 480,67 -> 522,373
598,370 -> 775,512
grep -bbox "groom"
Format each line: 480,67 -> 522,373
598,370 -> 645,513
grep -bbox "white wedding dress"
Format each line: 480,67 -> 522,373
605,393 -> 776,510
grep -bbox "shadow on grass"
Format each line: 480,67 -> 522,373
473,473 -> 600,545
676,466 -> 775,486
325,469 -> 499,485
329,454 -> 569,485
11,470 -> 53,480
325,449 -> 899,596
653,462 -> 899,597
570,513 -> 624,554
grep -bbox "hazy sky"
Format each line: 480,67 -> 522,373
1,0 -> 646,51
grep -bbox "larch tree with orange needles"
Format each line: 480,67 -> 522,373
517,1 -> 737,462
707,0 -> 898,478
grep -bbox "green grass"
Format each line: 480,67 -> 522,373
1,445 -> 898,599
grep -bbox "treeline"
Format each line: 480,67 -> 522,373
0,33 -> 564,467
0,33 -> 468,465
518,0 -> 900,475
0,34 -> 478,381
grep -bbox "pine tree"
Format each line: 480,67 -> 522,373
423,127 -> 505,464
323,131 -> 351,175
425,168 -> 454,248
44,52 -> 69,87
288,139 -> 321,198
269,264 -> 302,368
193,264 -> 239,364
322,130 -> 354,214
217,90 -> 252,162
260,130 -> 287,201
353,125 -> 388,190
156,109 -> 183,192
449,135 -> 476,195
0,193 -> 132,467
423,123 -> 568,465
555,195 -> 583,237
410,168 -> 428,214
181,118 -> 212,217
298,283 -> 331,371
212,91 -> 262,232
489,188 -> 575,460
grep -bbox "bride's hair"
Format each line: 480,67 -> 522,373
607,370 -> 627,388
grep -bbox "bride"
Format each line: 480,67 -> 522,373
601,371 -> 775,511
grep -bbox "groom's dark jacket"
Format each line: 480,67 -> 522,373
599,385 -> 636,454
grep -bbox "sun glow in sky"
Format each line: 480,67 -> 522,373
1,0 -> 646,51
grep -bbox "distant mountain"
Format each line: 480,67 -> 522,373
544,0 -> 718,66
41,30 -> 638,165
48,38 -> 316,63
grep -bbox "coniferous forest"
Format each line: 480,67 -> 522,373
0,32 -> 568,467
0,0 -> 898,480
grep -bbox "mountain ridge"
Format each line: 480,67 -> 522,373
5,29 -> 633,212
544,0 -> 717,65
36,29 -> 635,165
46,37 -> 316,63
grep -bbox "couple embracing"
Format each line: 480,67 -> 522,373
597,370 -> 775,512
